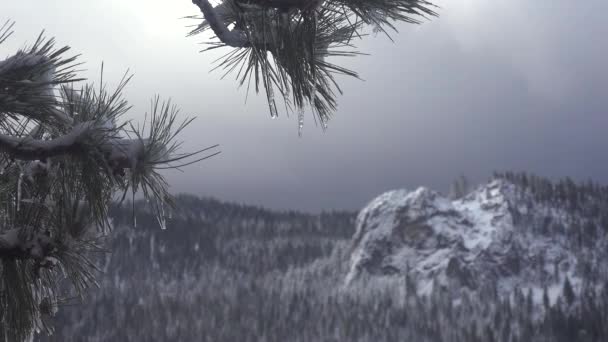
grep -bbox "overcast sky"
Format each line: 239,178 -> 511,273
4,0 -> 608,212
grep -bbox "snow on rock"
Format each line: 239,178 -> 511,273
346,179 -> 593,298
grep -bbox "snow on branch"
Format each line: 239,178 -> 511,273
0,121 -> 100,159
192,0 -> 249,47
0,120 -> 151,177
0,228 -> 53,260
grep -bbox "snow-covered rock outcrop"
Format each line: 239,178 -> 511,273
346,179 -> 606,297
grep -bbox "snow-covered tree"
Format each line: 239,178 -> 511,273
0,22 -> 218,340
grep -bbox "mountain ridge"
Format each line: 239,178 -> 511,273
346,175 -> 608,304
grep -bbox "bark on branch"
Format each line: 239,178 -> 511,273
192,0 -> 250,47
0,122 -> 96,160
191,0 -> 315,50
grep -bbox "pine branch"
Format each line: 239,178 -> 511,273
0,23 -> 215,341
0,36 -> 82,126
191,0 -> 250,47
189,0 -> 437,122
0,121 -> 98,160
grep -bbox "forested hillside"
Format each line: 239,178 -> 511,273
40,174 -> 608,341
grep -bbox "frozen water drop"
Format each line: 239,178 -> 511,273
157,201 -> 167,230
298,107 -> 304,137
17,172 -> 23,212
270,106 -> 278,119
132,189 -> 137,228
267,81 -> 278,119
158,216 -> 166,230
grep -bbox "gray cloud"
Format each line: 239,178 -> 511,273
4,0 -> 608,211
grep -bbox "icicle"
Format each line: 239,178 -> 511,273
17,172 -> 23,212
149,235 -> 155,263
156,201 -> 167,230
298,107 -> 304,137
132,187 -> 137,228
322,118 -> 328,130
267,76 -> 278,119
3,197 -> 6,227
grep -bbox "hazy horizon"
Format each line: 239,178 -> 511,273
5,0 -> 608,212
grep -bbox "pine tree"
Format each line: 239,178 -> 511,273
0,22 -> 225,339
563,276 -> 576,306
543,286 -> 551,310
450,174 -> 471,199
526,288 -> 534,316
554,261 -> 560,282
